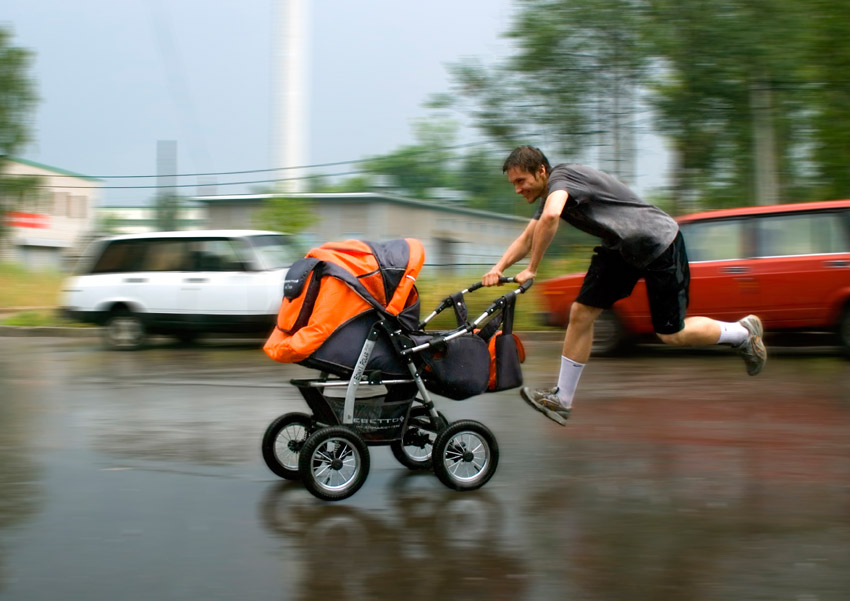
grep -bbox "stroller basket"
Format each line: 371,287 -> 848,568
291,378 -> 417,442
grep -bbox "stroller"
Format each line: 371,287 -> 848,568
261,238 -> 531,501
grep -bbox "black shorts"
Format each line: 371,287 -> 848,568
575,233 -> 690,335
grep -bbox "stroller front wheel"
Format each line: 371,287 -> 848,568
299,426 -> 370,501
432,420 -> 499,491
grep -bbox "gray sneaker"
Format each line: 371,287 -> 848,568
737,315 -> 767,376
520,387 -> 571,426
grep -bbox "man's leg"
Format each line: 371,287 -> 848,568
657,315 -> 766,375
562,302 -> 603,364
646,232 -> 766,375
521,302 -> 602,425
522,248 -> 636,425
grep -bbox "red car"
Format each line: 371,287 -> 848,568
538,200 -> 850,354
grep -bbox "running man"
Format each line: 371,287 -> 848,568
482,146 -> 766,426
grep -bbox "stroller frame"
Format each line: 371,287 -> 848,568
262,277 -> 532,501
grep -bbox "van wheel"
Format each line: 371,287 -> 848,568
104,310 -> 146,350
592,310 -> 627,356
174,331 -> 198,345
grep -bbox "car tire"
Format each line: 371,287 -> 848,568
103,309 -> 146,350
839,304 -> 850,355
592,309 -> 628,356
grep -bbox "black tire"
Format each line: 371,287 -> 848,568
103,309 -> 146,350
299,426 -> 370,501
838,304 -> 850,356
262,412 -> 314,480
174,330 -> 198,345
592,309 -> 627,356
390,407 -> 448,471
432,420 -> 499,492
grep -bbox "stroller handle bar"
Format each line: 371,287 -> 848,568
420,276 -> 533,327
407,277 -> 533,355
466,276 -> 534,294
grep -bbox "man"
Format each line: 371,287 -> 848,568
482,146 -> 766,426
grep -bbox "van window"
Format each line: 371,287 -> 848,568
89,239 -> 151,273
185,238 -> 247,271
755,211 -> 850,257
680,219 -> 746,262
247,234 -> 296,270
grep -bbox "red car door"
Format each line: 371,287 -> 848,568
680,218 -> 759,322
746,210 -> 850,328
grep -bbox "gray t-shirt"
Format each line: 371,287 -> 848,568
533,164 -> 679,268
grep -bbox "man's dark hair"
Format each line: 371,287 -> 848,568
502,146 -> 551,175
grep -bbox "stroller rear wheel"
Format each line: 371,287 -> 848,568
262,412 -> 314,480
390,407 -> 448,471
299,426 -> 370,501
432,420 -> 499,491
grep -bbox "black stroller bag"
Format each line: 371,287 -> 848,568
419,333 -> 491,400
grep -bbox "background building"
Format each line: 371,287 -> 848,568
1,158 -> 100,270
96,203 -> 205,235
195,192 -> 528,271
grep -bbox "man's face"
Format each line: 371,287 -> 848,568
506,165 -> 548,204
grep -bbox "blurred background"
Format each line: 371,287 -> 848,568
1,0 -> 850,308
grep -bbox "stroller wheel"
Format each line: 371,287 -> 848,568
299,426 -> 370,501
390,407 -> 448,471
262,412 -> 314,480
432,420 -> 499,492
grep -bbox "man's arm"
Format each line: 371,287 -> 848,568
513,190 -> 568,284
482,218 -> 537,286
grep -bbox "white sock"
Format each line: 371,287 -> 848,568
556,356 -> 585,409
716,321 -> 748,346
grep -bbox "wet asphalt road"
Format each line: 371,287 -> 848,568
0,335 -> 848,601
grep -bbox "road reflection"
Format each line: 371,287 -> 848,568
259,474 -> 528,601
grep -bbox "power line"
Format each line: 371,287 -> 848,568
7,141 -> 492,183
32,169 -> 367,191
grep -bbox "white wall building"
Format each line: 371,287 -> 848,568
1,158 -> 100,270
96,204 -> 206,235
195,192 -> 529,272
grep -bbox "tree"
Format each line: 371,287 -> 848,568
644,0 -> 811,209
251,195 -> 318,247
442,0 -> 650,182
801,0 -> 850,200
0,27 -> 39,243
441,0 -> 850,211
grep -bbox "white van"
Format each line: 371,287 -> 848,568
60,230 -> 297,349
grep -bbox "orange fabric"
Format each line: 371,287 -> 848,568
309,241 -> 387,305
264,277 -> 371,363
263,238 -> 425,364
487,333 -> 526,391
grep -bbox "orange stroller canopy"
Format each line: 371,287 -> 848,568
264,238 -> 425,364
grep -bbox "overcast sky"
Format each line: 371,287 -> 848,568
4,0 -> 666,206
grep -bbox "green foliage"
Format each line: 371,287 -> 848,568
155,194 -> 180,230
0,262 -> 63,308
0,27 -> 40,242
251,195 -> 318,236
0,28 -> 37,157
1,310 -> 68,327
310,117 -> 531,217
437,0 -> 850,210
